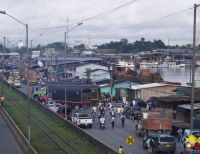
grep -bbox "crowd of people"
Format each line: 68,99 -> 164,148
90,97 -> 128,129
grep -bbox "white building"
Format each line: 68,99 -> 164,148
76,63 -> 110,82
81,50 -> 95,56
32,51 -> 41,58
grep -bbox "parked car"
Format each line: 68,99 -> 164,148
143,134 -> 176,154
46,101 -> 58,112
131,98 -> 146,108
72,112 -> 93,128
48,104 -> 58,112
57,105 -> 72,120
146,97 -> 157,109
124,105 -> 142,120
7,79 -> 13,84
13,80 -> 21,88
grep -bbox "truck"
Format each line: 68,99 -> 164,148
72,112 -> 93,128
22,68 -> 38,84
136,109 -> 172,137
140,109 -> 175,153
32,81 -> 99,106
141,110 -> 172,131
47,81 -> 99,106
33,87 -> 47,101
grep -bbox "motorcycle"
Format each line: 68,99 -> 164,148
100,121 -> 105,130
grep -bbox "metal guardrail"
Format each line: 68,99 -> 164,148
4,81 -> 118,154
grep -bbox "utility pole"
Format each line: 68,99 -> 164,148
25,24 -> 31,143
166,37 -> 169,48
0,11 -> 31,143
2,36 -> 5,95
109,65 -> 113,104
64,17 -> 69,118
191,4 -> 199,130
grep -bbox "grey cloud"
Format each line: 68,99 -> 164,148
0,0 -> 200,46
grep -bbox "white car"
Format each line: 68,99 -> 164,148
7,79 -> 13,84
72,112 -> 93,128
48,104 -> 58,112
46,101 -> 58,112
13,80 -> 21,88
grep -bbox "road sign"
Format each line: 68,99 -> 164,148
125,135 -> 135,146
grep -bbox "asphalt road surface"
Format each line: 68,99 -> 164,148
84,108 -> 149,154
0,110 -> 24,154
18,83 -> 182,154
84,107 -> 182,154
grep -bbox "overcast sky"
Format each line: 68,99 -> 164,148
0,0 -> 200,47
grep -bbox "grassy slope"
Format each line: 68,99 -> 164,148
3,83 -> 102,154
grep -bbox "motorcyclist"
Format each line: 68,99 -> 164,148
99,116 -> 105,128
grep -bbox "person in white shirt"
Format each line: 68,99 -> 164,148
92,106 -> 97,113
132,100 -> 136,106
100,116 -> 105,124
99,116 -> 105,128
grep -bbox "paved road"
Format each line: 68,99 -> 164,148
84,108 -> 148,154
0,110 -> 24,154
18,83 -> 182,154
84,108 -> 182,154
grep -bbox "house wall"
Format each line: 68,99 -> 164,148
176,112 -> 190,122
100,82 -> 138,100
138,86 -> 177,101
76,64 -> 108,79
100,86 -> 110,95
90,70 -> 110,82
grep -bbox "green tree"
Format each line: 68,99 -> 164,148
74,44 -> 85,51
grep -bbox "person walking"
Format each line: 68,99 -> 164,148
111,116 -> 115,129
121,114 -> 125,127
75,105 -> 79,113
131,112 -> 135,123
178,128 -> 183,143
146,137 -> 154,154
118,145 -> 123,154
1,96 -> 4,107
117,107 -> 121,118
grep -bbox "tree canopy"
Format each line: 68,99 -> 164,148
98,38 -> 166,53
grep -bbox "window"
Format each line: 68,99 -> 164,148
78,114 -> 89,118
159,137 -> 174,142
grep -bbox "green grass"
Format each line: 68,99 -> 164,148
2,83 -> 103,154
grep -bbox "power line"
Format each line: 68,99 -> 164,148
79,0 -> 138,23
124,7 -> 193,29
32,0 -> 137,30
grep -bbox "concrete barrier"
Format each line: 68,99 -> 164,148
1,108 -> 38,154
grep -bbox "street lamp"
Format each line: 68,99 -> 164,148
0,36 -> 6,96
191,4 -> 200,130
0,11 -> 31,142
30,34 -> 42,50
64,22 -> 83,118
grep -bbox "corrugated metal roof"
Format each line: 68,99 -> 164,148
99,81 -> 139,89
115,81 -> 139,89
178,103 -> 200,110
38,56 -> 103,62
131,83 -> 168,90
